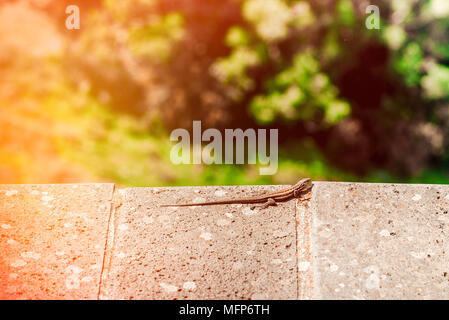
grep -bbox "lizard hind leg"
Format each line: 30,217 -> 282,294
251,198 -> 276,210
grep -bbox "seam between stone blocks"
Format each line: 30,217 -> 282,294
296,186 -> 315,300
97,183 -> 119,300
294,200 -> 299,300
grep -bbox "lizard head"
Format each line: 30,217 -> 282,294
295,178 -> 312,191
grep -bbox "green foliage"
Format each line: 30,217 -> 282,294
226,26 -> 251,47
383,25 -> 406,50
337,0 -> 356,26
250,52 -> 350,124
213,0 -> 352,126
422,63 -> 449,99
37,78 -> 355,187
212,46 -> 263,92
57,0 -> 449,184
128,13 -> 184,61
394,42 -> 423,87
242,0 -> 293,41
2,0 -> 448,186
386,0 -> 449,100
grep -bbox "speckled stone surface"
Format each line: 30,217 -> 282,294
99,185 -> 298,300
0,184 -> 114,299
2,182 -> 449,300
309,182 -> 449,299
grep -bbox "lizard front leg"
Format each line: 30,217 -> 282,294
250,198 -> 276,210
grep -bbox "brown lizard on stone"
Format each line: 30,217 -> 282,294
160,178 -> 312,209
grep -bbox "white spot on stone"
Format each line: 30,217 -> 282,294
64,223 -> 73,228
410,251 -> 426,259
438,215 -> 449,223
1,224 -> 12,229
350,259 -> 359,266
329,264 -> 339,272
118,224 -> 129,231
232,261 -> 244,270
81,276 -> 93,282
242,207 -> 257,216
21,252 -> 41,260
193,197 -> 206,203
339,283 -> 345,288
363,265 -> 380,290
363,265 -> 379,274
7,239 -> 18,245
65,275 -> 80,290
9,273 -> 18,279
379,229 -> 390,237
11,259 -> 27,267
158,215 -> 171,224
271,259 -> 283,265
90,264 -> 100,269
66,266 -> 83,275
129,207 -> 136,213
55,251 -> 65,256
214,190 -> 227,197
412,194 -> 422,201
183,281 -> 196,291
200,232 -> 212,241
319,227 -> 332,238
365,273 -> 380,290
445,194 -> 449,201
246,250 -> 254,256
273,229 -> 289,238
298,261 -> 310,271
5,190 -> 18,196
225,212 -> 233,218
117,252 -> 126,258
143,216 -> 154,224
41,195 -> 54,202
216,218 -> 230,226
31,190 -> 40,195
251,292 -> 268,300
160,282 -> 178,293
227,230 -> 237,238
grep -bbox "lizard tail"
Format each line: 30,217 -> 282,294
159,199 -> 249,207
159,202 -> 222,207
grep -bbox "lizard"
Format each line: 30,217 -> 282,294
160,178 -> 312,210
